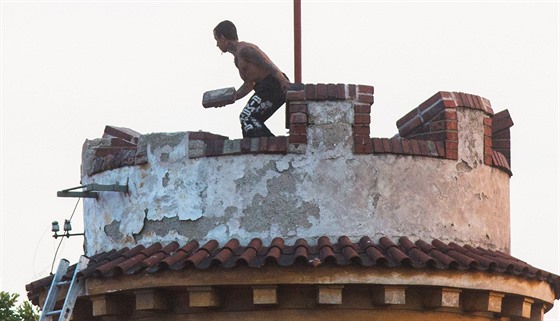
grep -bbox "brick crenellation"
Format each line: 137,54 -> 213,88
83,85 -> 513,176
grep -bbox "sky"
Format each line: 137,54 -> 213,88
1,0 -> 559,318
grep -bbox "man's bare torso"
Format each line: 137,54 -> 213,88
234,42 -> 287,87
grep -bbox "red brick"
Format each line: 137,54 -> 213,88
435,141 -> 445,157
390,137 -> 403,153
290,112 -> 308,124
492,140 -> 510,149
472,95 -> 483,111
493,130 -> 510,139
327,83 -> 337,99
259,137 -> 268,152
418,92 -> 443,112
107,138 -> 137,147
481,97 -> 492,110
459,92 -> 471,108
444,110 -> 457,120
418,140 -> 428,155
286,90 -> 305,101
446,120 -> 458,131
484,125 -> 492,136
397,109 -> 419,128
484,155 -> 493,165
399,116 -> 423,137
410,140 -> 421,155
493,110 -> 511,122
357,94 -> 374,104
337,83 -> 346,99
484,136 -> 492,147
443,99 -> 458,108
401,139 -> 411,154
412,124 -> 431,136
419,132 -> 446,141
485,148 -> 493,160
285,105 -> 291,129
445,141 -> 458,151
305,84 -> 316,100
446,149 -> 458,160
348,84 -> 356,99
430,120 -> 447,132
439,91 -> 454,100
372,138 -> 384,152
290,124 -> 307,135
492,117 -> 514,133
205,140 -> 224,156
466,94 -> 477,109
446,131 -> 458,141
381,138 -> 392,152
354,103 -> 371,114
421,103 -> 445,122
316,83 -> 327,99
289,103 -> 308,114
103,125 -> 141,144
189,131 -> 228,141
289,134 -> 307,144
354,136 -> 373,154
357,85 -> 374,95
426,141 -> 439,156
354,114 -> 371,125
240,138 -> 252,154
94,146 -> 135,157
267,136 -> 288,153
453,92 -> 464,107
353,125 -> 370,136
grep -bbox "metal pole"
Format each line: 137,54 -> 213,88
294,0 -> 302,83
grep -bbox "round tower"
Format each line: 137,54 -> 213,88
27,84 -> 558,321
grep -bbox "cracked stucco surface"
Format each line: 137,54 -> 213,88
82,103 -> 510,255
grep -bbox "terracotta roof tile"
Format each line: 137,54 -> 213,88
416,239 -> 460,269
117,243 -> 162,275
142,241 -> 180,269
399,237 -> 438,268
27,236 -> 560,302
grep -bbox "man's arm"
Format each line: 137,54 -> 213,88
235,80 -> 254,100
234,53 -> 256,100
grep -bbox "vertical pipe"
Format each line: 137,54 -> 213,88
294,0 -> 302,83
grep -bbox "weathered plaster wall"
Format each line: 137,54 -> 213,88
82,101 -> 510,255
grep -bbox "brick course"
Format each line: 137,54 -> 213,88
88,86 -> 513,178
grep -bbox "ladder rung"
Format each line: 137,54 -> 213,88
56,280 -> 71,287
45,310 -> 62,316
39,256 -> 89,321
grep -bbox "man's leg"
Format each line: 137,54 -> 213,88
239,94 -> 276,138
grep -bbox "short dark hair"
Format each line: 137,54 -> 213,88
214,20 -> 238,41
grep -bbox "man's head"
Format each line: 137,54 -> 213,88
214,20 -> 238,52
214,20 -> 238,41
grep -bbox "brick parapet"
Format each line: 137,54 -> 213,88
385,91 -> 512,176
82,86 -> 513,177
286,83 -> 374,155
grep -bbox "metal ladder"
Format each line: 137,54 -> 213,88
39,256 -> 89,321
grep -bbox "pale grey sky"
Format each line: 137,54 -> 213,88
1,0 -> 559,318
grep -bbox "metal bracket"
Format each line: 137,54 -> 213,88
57,179 -> 129,199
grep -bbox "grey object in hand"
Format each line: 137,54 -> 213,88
202,87 -> 236,108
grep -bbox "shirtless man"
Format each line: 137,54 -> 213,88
213,20 -> 290,138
